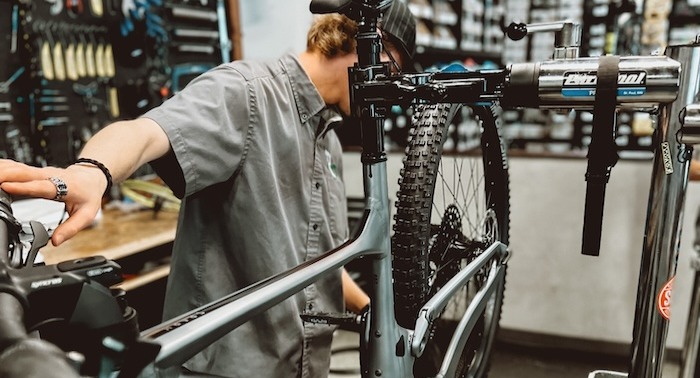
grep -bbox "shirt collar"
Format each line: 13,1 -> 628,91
280,53 -> 326,124
318,106 -> 343,138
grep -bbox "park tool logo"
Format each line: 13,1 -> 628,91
562,71 -> 647,97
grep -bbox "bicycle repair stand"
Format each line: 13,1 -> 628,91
680,195 -> 700,378
587,38 -> 700,378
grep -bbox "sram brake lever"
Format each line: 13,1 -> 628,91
24,220 -> 50,267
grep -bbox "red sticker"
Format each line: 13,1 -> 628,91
657,276 -> 675,320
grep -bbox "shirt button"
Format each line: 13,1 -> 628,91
315,182 -> 321,189
301,113 -> 309,122
312,224 -> 318,231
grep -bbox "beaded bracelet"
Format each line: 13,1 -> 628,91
74,158 -> 113,197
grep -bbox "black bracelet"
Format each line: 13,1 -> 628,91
74,158 -> 113,197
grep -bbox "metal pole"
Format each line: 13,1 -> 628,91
629,42 -> 700,377
680,245 -> 700,377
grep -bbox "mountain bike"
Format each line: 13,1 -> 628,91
0,0 -> 699,377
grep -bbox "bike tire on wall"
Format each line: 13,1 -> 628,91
391,103 -> 510,377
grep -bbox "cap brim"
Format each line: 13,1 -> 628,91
383,32 -> 417,73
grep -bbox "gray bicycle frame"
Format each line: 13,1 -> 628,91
139,156 -> 508,377
137,30 -> 700,378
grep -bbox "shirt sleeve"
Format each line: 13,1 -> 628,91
141,65 -> 252,197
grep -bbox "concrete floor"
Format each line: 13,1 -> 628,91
329,330 -> 681,378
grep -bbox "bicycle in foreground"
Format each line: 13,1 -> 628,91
0,0 -> 699,377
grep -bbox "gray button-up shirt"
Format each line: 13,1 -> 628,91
143,53 -> 348,377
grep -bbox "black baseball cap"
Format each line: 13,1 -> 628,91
380,1 -> 417,71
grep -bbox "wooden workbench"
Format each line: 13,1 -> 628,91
41,208 -> 178,291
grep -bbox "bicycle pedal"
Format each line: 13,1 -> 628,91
300,311 -> 360,327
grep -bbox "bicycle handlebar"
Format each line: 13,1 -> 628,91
0,191 -> 80,378
0,188 -> 161,377
0,292 -> 80,378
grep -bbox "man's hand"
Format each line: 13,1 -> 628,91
0,159 -> 107,246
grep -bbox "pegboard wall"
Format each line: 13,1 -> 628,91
0,0 -> 233,168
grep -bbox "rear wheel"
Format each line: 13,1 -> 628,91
391,103 -> 510,377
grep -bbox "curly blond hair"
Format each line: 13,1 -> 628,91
306,14 -> 358,58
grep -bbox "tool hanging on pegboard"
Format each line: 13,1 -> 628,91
0,0 -> 234,168
1,0 -> 32,164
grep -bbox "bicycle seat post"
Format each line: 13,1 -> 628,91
348,0 -> 391,164
354,1 -> 383,68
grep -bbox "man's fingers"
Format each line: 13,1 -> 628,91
0,161 -> 50,182
51,207 -> 97,246
0,160 -> 100,246
1,180 -> 58,201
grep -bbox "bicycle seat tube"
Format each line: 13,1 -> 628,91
348,1 -> 416,376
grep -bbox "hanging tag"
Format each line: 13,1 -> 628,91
65,43 -> 79,81
95,43 -> 105,77
48,0 -> 63,15
76,42 -> 87,77
53,41 -> 66,81
41,41 -> 55,80
108,86 -> 120,118
90,0 -> 103,16
104,44 -> 116,77
85,43 -> 96,77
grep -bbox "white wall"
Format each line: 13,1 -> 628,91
239,0 -> 313,60
342,151 -> 699,350
505,156 -> 700,350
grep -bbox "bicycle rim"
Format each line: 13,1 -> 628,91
392,103 -> 510,377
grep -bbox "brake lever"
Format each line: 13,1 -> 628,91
24,221 -> 50,267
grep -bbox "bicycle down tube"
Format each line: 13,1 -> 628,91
143,4 -> 506,377
140,160 -> 407,373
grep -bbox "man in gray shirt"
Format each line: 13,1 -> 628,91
0,2 -> 415,377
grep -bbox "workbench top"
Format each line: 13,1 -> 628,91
42,208 -> 178,264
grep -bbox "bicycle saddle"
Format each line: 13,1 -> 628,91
310,0 -> 391,15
